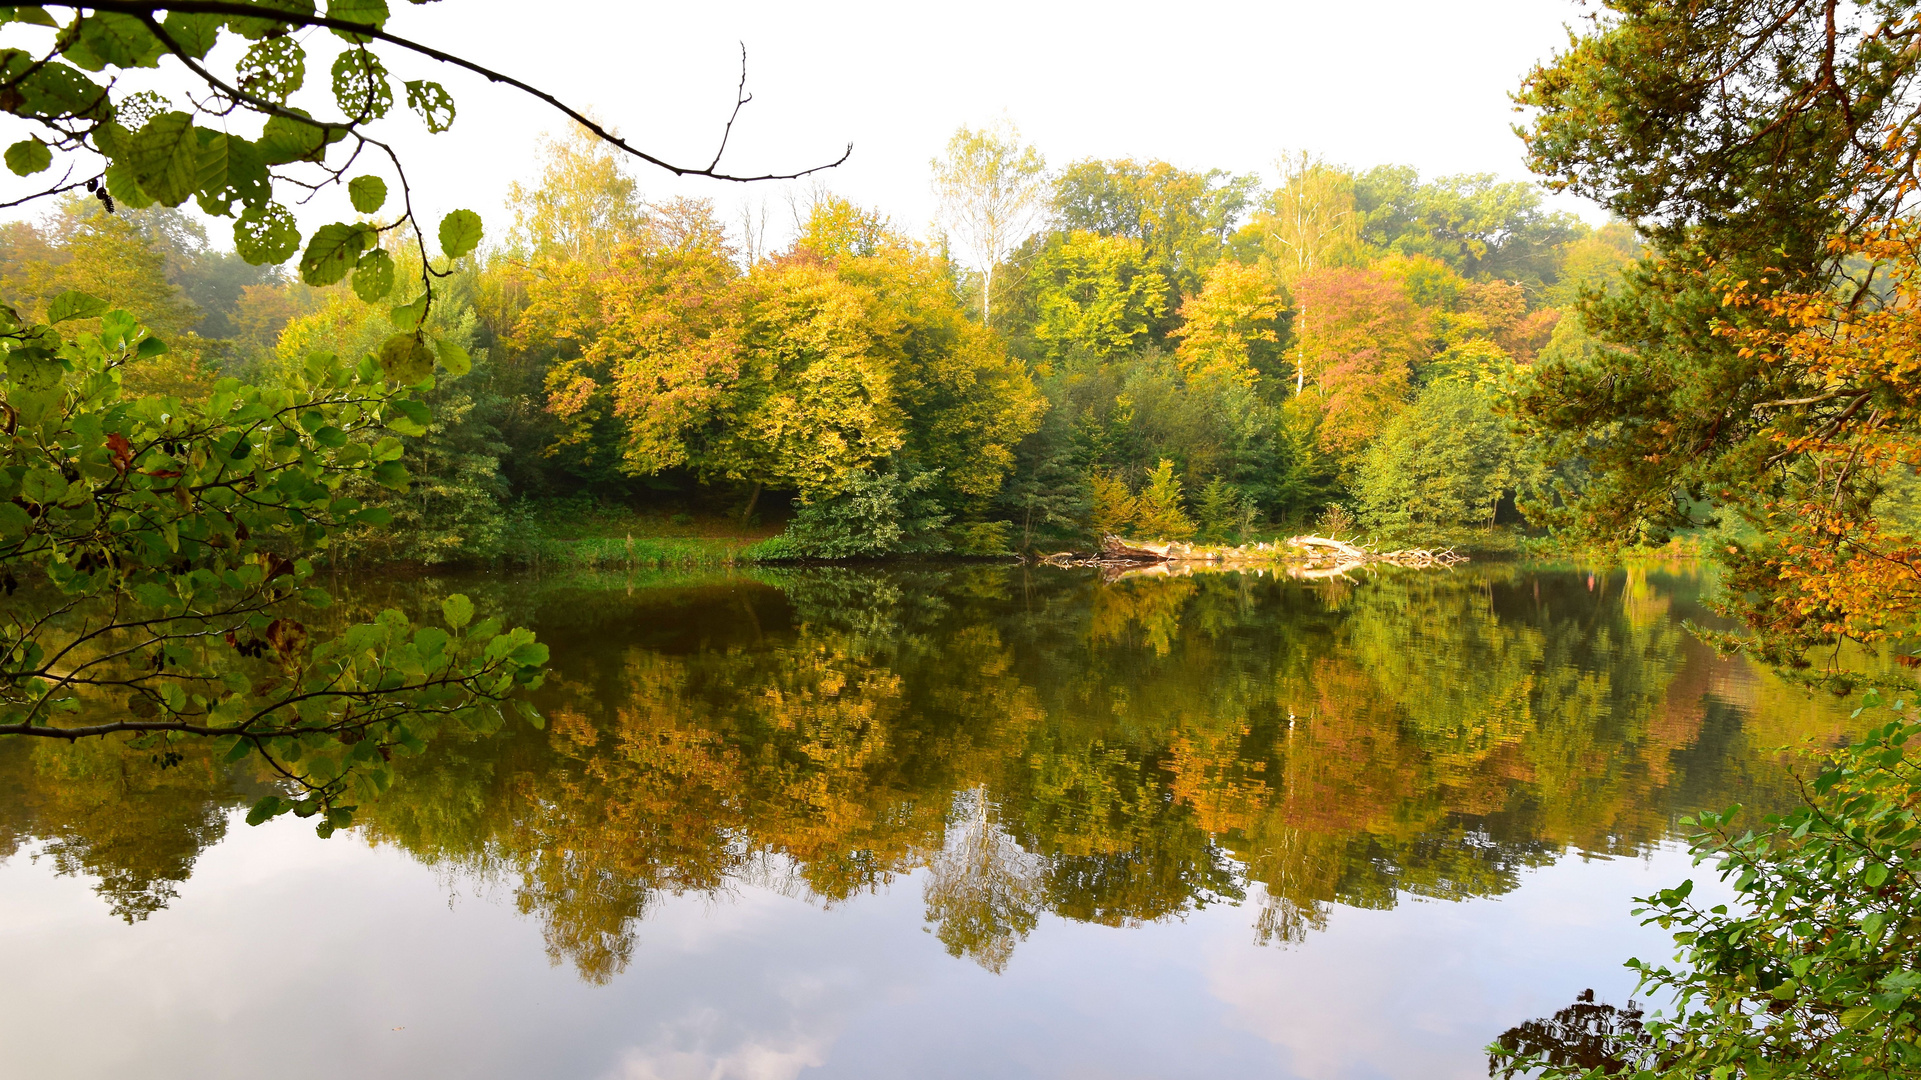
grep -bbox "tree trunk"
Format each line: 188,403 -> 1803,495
740,482 -> 763,526
1294,307 -> 1308,396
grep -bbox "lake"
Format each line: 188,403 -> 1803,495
0,562 -> 1858,1079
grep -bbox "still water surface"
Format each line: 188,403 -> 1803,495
0,563 -> 1858,1079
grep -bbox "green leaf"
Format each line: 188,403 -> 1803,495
388,294 -> 427,332
442,594 -> 474,629
257,112 -> 339,165
196,135 -> 269,217
132,582 -> 173,608
127,111 -> 200,207
0,501 -> 29,540
1866,862 -> 1890,888
92,120 -> 131,159
4,138 -> 49,176
103,158 -> 155,209
226,0 -> 316,41
236,35 -> 305,104
223,737 -> 253,764
21,468 -> 67,504
45,289 -> 108,323
245,795 -> 284,827
512,698 -> 545,730
159,11 -> 222,59
70,13 -> 165,70
437,209 -> 483,259
404,79 -> 456,132
3,56 -> 108,121
234,201 -> 300,265
378,332 -> 434,385
413,625 -> 449,659
330,47 -> 392,119
347,173 -> 387,213
385,396 -> 429,436
192,128 -> 229,198
432,337 -> 470,376
370,459 -> 409,490
352,248 -> 395,302
299,221 -> 374,286
326,0 -> 389,40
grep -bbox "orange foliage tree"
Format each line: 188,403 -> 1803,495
1710,222 -> 1921,671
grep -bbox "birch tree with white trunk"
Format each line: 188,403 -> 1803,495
932,121 -> 1050,328
1262,152 -> 1360,394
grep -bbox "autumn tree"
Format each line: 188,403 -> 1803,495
1514,0 -> 1921,666
1054,157 -> 1257,301
1170,260 -> 1287,387
1290,267 -> 1429,466
1248,153 -> 1361,394
1024,230 -> 1170,367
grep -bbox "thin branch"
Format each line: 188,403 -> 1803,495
707,42 -> 752,173
62,1 -> 852,181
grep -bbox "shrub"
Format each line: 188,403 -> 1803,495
782,467 -> 951,558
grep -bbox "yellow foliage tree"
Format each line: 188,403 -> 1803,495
1171,260 -> 1285,387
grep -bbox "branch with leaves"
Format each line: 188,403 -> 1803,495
1,291 -> 545,831
0,1 -> 846,349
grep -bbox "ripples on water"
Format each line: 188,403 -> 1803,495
0,563 -> 1861,1079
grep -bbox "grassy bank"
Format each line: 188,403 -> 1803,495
509,533 -> 777,570
498,499 -> 788,570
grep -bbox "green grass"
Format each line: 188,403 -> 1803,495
505,533 -> 781,569
496,497 -> 792,569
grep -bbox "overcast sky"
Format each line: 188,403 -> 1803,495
8,0 -> 1603,248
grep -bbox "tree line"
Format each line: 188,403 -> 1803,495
0,125 -> 1642,561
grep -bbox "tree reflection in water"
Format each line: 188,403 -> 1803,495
0,563 -> 1861,981
1489,989 -> 1649,1078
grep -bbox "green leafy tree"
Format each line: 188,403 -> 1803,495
1192,477 -> 1242,543
1352,166 -> 1584,287
1024,230 -> 1169,367
1355,379 -> 1528,533
782,465 -> 951,558
1512,0 -> 1912,567
1054,157 -> 1257,301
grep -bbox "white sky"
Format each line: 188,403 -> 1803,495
5,0 -> 1603,249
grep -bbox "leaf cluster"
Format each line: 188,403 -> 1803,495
1,290 -> 542,832
1496,692 -> 1921,1079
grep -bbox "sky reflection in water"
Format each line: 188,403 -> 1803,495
0,563 -> 1858,1079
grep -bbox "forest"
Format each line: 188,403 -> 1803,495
0,127 -> 1642,563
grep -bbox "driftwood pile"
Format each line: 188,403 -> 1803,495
1041,534 -> 1467,580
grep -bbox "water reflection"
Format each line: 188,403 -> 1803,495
0,563 -> 1858,982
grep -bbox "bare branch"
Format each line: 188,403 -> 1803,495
59,2 -> 852,182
